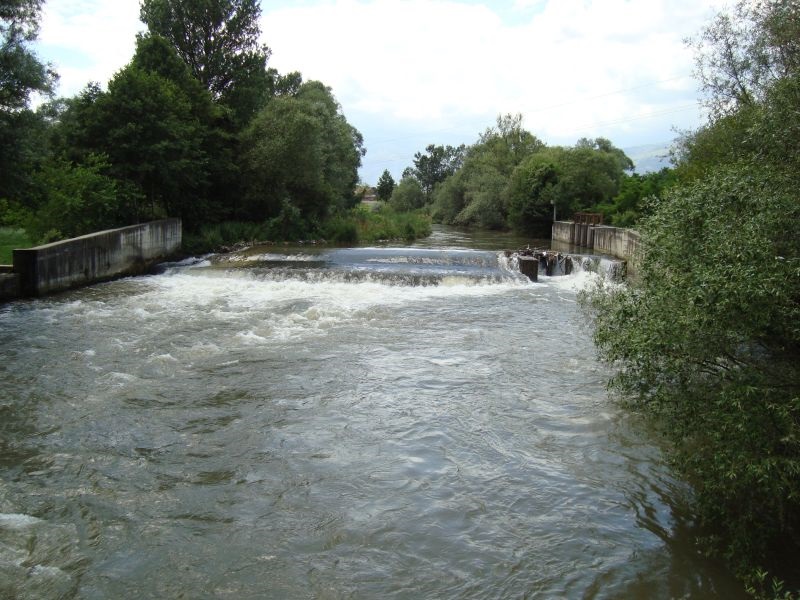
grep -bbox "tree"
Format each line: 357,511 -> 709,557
388,176 -> 423,212
688,0 -> 800,119
585,162 -> 800,583
376,169 -> 395,202
403,143 -> 465,201
507,154 -> 560,233
0,0 -> 56,113
240,81 -> 364,223
67,35 -> 221,227
1,0 -> 57,208
476,113 -> 546,175
139,0 -> 271,124
558,141 -> 630,212
430,114 -> 545,229
26,154 -> 123,241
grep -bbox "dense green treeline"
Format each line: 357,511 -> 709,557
585,1 -> 800,595
384,114 -> 674,234
0,0 -> 394,250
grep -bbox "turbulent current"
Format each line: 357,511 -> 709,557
0,227 -> 743,598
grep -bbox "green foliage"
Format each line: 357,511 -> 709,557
585,4 -> 800,585
476,113 -> 546,174
97,64 -> 210,224
688,0 -> 800,120
402,143 -> 465,201
430,113 -> 545,229
240,81 -> 364,223
429,172 -> 466,225
507,154 -> 559,232
181,207 -> 431,254
388,177 -> 424,212
452,167 -> 507,229
0,0 -> 56,112
0,107 -> 49,203
264,199 -> 309,242
25,155 -> 123,242
0,226 -> 32,263
595,168 -> 678,227
0,1 -> 56,208
584,162 -> 800,581
181,220 -> 272,255
424,115 -> 631,232
343,205 -> 431,243
376,169 -> 395,202
139,0 -> 271,124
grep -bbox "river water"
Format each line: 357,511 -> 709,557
0,227 -> 743,599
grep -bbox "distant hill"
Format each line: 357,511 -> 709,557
623,143 -> 673,173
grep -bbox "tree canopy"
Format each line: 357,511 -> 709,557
140,0 -> 271,124
376,169 -> 395,202
0,0 -> 56,112
240,80 -> 364,224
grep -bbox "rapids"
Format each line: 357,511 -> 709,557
0,227 -> 744,598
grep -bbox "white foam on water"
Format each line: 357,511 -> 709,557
123,270 -> 530,343
223,252 -> 321,263
545,269 -> 605,293
0,513 -> 42,529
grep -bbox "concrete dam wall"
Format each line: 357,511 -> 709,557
552,221 -> 641,274
11,219 -> 181,297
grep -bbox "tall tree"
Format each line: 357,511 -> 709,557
240,81 -> 364,222
1,0 -> 57,205
139,0 -> 271,124
61,35 -> 220,226
403,143 -> 465,201
375,169 -> 395,202
688,0 -> 800,119
0,0 -> 56,112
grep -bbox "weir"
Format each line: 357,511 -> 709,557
8,219 -> 181,298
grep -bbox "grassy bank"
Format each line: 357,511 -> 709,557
182,205 -> 432,255
0,228 -> 33,264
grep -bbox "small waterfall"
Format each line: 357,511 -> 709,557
506,248 -> 627,282
573,255 -> 628,281
172,246 -> 531,287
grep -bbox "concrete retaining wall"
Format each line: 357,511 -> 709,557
552,220 -> 641,275
591,226 -> 640,264
12,219 -> 181,297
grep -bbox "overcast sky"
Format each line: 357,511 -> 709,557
35,0 -> 725,184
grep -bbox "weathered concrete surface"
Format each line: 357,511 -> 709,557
0,272 -> 20,301
591,226 -> 640,268
518,256 -> 538,282
12,219 -> 181,297
552,220 -> 641,276
552,221 -> 574,245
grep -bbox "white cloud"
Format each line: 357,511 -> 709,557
262,0 -> 723,145
38,0 -> 143,95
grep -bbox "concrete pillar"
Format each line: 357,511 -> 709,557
518,257 -> 538,282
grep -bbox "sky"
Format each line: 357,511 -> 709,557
34,0 -> 726,185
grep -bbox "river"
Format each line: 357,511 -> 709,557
0,227 -> 744,598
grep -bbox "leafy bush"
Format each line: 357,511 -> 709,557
582,163 -> 800,583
